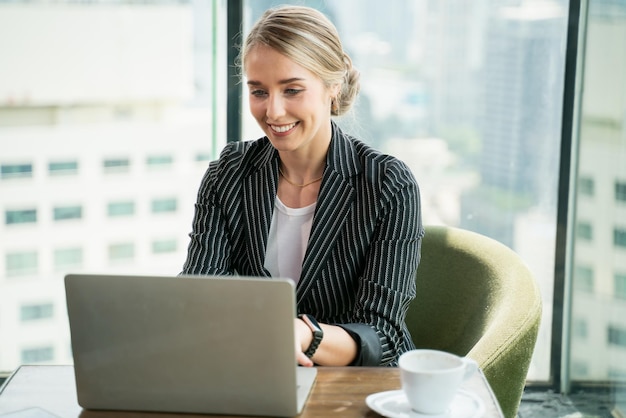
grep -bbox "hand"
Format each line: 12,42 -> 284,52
295,318 -> 314,367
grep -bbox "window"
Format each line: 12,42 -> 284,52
151,198 -> 177,214
48,160 -> 78,176
608,326 -> 626,348
103,158 -> 130,173
615,273 -> 626,300
20,303 -> 54,321
53,205 -> 82,221
572,318 -> 588,339
107,201 -> 135,217
5,209 -> 37,225
0,163 -> 32,180
569,0 -> 626,391
614,228 -> 626,248
571,361 -> 589,377
21,346 -> 54,364
152,239 -> 177,254
579,176 -> 595,196
616,181 -> 626,203
6,251 -> 38,277
576,221 -> 593,241
54,247 -> 83,270
108,243 -> 135,262
146,155 -> 173,168
240,0 -> 568,383
196,153 -> 212,162
574,266 -> 594,293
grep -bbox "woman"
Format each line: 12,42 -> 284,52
181,5 -> 424,367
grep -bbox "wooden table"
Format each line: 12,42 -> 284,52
0,365 -> 504,417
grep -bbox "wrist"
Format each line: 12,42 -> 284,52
297,314 -> 323,358
298,318 -> 313,351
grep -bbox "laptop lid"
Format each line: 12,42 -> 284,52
64,274 -> 317,417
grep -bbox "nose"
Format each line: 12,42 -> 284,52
266,93 -> 286,120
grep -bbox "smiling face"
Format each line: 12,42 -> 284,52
244,44 -> 339,157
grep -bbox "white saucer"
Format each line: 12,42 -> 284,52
365,389 -> 485,418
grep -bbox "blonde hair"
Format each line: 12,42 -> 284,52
240,5 -> 360,116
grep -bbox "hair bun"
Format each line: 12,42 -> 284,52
333,53 -> 360,116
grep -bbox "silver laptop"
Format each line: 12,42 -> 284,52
64,273 -> 317,417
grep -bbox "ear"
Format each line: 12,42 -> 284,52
329,83 -> 341,97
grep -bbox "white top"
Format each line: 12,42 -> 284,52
264,196 -> 316,284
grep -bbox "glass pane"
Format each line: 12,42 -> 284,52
146,155 -> 174,168
152,239 -> 178,254
53,205 -> 82,221
20,303 -> 54,321
616,273 -> 626,301
0,0 -> 226,371
54,247 -> 83,271
579,176 -> 595,196
151,198 -> 178,214
242,0 -> 568,381
577,221 -> 594,240
103,158 -> 131,173
615,181 -> 626,202
107,201 -> 135,217
6,251 -> 38,277
108,243 -> 135,262
0,163 -> 33,180
195,152 -> 212,162
569,0 -> 626,410
574,266 -> 594,293
21,346 -> 54,364
615,228 -> 626,248
48,160 -> 78,176
5,209 -> 37,225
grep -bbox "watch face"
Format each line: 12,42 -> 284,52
302,314 -> 322,333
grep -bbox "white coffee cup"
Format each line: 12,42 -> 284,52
398,349 -> 478,415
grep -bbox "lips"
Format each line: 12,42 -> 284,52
269,122 -> 297,133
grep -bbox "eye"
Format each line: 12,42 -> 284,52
285,88 -> 302,96
250,89 -> 268,98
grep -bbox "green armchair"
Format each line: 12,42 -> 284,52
405,225 -> 542,418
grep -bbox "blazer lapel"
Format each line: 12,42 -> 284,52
297,124 -> 361,300
242,142 -> 279,277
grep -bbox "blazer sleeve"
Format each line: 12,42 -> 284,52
347,160 -> 423,366
180,149 -> 237,276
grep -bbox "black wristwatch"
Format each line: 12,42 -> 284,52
298,314 -> 323,358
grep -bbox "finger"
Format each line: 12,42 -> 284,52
297,351 -> 313,367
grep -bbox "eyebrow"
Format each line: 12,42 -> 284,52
246,77 -> 306,86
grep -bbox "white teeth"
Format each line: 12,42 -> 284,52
270,123 -> 296,133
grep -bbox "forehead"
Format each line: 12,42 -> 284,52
244,44 -> 319,84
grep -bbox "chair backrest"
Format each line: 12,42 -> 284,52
406,225 -> 542,418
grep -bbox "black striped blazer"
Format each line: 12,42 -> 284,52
181,122 -> 424,366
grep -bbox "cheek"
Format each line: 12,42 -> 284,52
249,100 -> 265,119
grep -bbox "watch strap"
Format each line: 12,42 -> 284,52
298,314 -> 323,358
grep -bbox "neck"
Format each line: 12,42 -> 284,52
279,164 -> 324,188
278,146 -> 330,182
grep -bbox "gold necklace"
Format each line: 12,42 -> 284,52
278,166 -> 323,187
